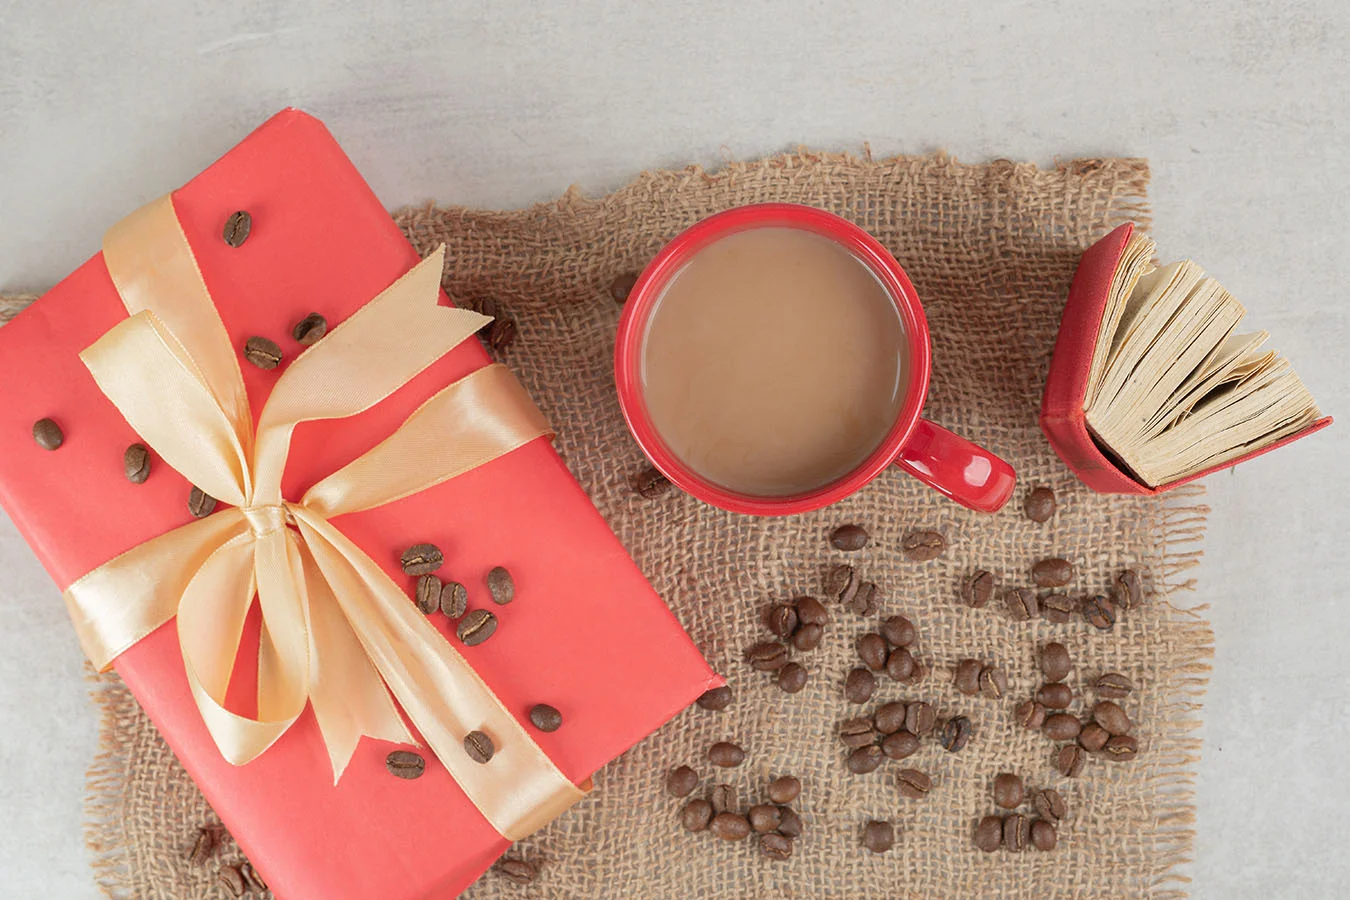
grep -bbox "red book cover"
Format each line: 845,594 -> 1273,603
1039,223 -> 1332,494
0,109 -> 718,899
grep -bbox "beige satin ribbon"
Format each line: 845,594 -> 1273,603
61,194 -> 587,839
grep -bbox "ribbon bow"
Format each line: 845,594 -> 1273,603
61,195 -> 586,839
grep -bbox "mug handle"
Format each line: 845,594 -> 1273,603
892,418 -> 1016,513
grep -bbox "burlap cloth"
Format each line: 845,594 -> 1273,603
0,149 -> 1214,899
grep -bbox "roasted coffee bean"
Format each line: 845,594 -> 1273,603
681,798 -> 713,832
768,775 -> 801,804
457,609 -> 498,646
760,831 -> 793,860
709,812 -> 751,841
839,717 -> 878,748
633,465 -> 672,498
896,768 -> 932,799
746,641 -> 789,671
846,581 -> 881,616
974,815 -> 1004,852
385,750 -> 426,779
710,784 -> 737,813
764,602 -> 799,639
1093,701 -> 1132,735
473,298 -> 503,334
1033,788 -> 1067,823
748,804 -> 782,833
498,859 -> 537,884
824,563 -> 855,599
901,530 -> 946,561
123,443 -> 150,483
1041,642 -> 1072,682
188,486 -> 217,518
993,772 -> 1024,809
1056,744 -> 1087,777
222,210 -> 252,247
898,659 -> 928,686
960,569 -> 995,608
1004,587 -> 1038,621
857,632 -> 889,670
485,566 -> 515,605
1041,593 -> 1076,624
240,861 -> 267,892
795,595 -> 830,626
31,417 -> 63,451
830,523 -> 869,550
1095,672 -> 1135,699
464,730 -> 495,763
880,614 -> 917,647
886,647 -> 917,682
1113,568 -> 1144,609
415,574 -> 442,614
1023,486 -> 1057,522
874,701 -> 907,735
696,686 -> 733,711
487,317 -> 517,353
529,703 -> 562,732
905,701 -> 936,736
666,765 -> 699,797
218,865 -> 247,898
1103,734 -> 1139,761
1043,713 -> 1082,741
1037,682 -> 1073,710
845,667 -> 876,704
1083,594 -> 1116,630
939,716 -> 972,752
881,730 -> 920,760
401,543 -> 444,575
861,819 -> 895,853
243,335 -> 283,370
709,741 -> 746,768
978,665 -> 1008,699
1031,819 -> 1058,851
1079,722 -> 1110,752
791,623 -> 823,651
187,829 -> 214,865
1015,699 -> 1047,730
609,271 -> 639,303
777,807 -> 803,837
953,658 -> 983,695
1003,813 -> 1029,852
847,745 -> 883,774
776,662 -> 808,694
1031,557 -> 1074,588
291,312 -> 328,345
439,581 -> 468,618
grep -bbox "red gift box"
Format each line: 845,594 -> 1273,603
0,109 -> 718,899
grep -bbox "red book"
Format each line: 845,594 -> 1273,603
1040,222 -> 1331,494
0,110 -> 718,899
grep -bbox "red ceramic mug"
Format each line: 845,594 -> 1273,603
614,203 -> 1016,515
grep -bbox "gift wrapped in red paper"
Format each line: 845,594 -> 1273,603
0,109 -> 718,899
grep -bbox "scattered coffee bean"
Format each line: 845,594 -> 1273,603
993,772 -> 1025,809
830,523 -> 869,551
681,798 -> 713,832
1004,587 -> 1038,621
1056,744 -> 1087,777
899,659 -> 928,686
857,632 -> 889,670
1031,557 -> 1074,588
486,566 -> 515,604
123,443 -> 150,483
464,730 -> 494,763
1040,593 -> 1077,624
746,642 -> 789,671
845,667 -> 876,704
710,784 -> 737,813
1043,713 -> 1082,741
457,609 -> 498,646
1082,593 -> 1116,630
188,486 -> 217,518
1041,642 -> 1072,682
777,807 -> 803,837
861,819 -> 895,853
974,815 -> 1004,852
1093,701 -> 1132,735
791,623 -> 823,651
901,530 -> 946,561
896,768 -> 932,799
385,750 -> 426,779
959,569 -> 995,608
1031,819 -> 1058,851
846,581 -> 881,616
31,417 -> 63,451
953,658 -> 983,695
222,210 -> 252,247
1033,788 -> 1067,823
439,581 -> 468,618
824,563 -> 855,598
1023,486 -> 1057,522
840,717 -> 878,748
529,703 -> 562,732
498,858 -> 537,884
243,335 -> 283,370
748,804 -> 782,833
768,775 -> 801,804
1079,722 -> 1110,752
487,317 -> 518,353
1003,813 -> 1029,852
939,716 -> 972,752
776,662 -> 808,694
1095,672 -> 1135,699
710,812 -> 751,841
886,647 -> 916,682
1037,682 -> 1073,710
290,312 -> 328,345
1102,734 -> 1139,761
1016,699 -> 1047,730
760,831 -> 793,860
401,543 -> 444,575
666,765 -> 698,797
979,665 -> 1008,699
764,602 -> 799,638
187,828 -> 214,865
709,741 -> 746,768
847,745 -> 883,774
218,865 -> 247,898
633,465 -> 672,498
1114,568 -> 1144,609
873,701 -> 907,735
696,686 -> 733,711
415,574 -> 442,614
880,614 -> 917,647
905,701 -> 936,736
881,730 -> 920,760
795,595 -> 830,626
240,861 -> 267,892
609,271 -> 639,303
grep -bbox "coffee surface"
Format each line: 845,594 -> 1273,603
641,227 -> 907,497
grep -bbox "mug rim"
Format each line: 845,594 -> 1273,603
613,203 -> 932,515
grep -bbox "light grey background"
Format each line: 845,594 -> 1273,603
1,1 -> 1346,896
